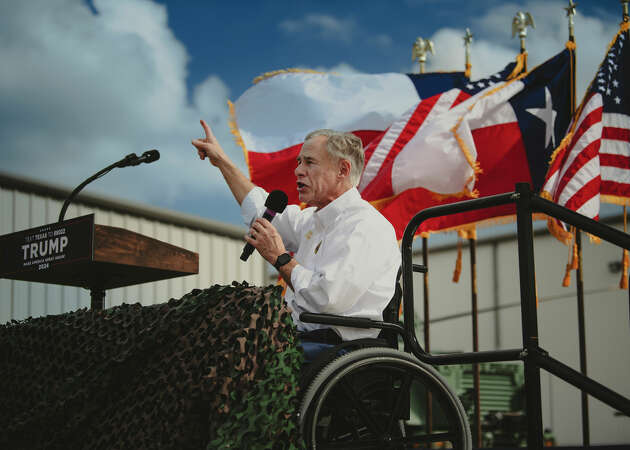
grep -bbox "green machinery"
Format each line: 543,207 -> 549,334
406,362 -> 550,447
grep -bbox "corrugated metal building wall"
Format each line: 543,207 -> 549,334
0,172 -> 267,323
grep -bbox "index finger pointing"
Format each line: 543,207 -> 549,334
200,119 -> 216,141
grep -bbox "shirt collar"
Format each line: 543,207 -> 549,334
313,187 -> 360,230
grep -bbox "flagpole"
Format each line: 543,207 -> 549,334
467,230 -> 482,447
413,36 -> 434,442
461,26 -> 482,447
464,28 -> 473,79
512,11 -> 535,71
563,0 -> 591,445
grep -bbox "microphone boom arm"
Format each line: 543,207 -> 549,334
58,151 -> 158,223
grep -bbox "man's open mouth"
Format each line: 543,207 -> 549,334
297,182 -> 307,190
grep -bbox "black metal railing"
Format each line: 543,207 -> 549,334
399,182 -> 630,448
302,182 -> 630,448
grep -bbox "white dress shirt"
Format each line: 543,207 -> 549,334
241,186 -> 400,340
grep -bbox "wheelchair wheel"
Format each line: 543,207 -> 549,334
300,347 -> 471,449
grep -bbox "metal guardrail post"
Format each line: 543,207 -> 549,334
514,182 -> 543,448
575,229 -> 591,445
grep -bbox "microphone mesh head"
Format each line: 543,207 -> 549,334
144,149 -> 160,162
264,190 -> 288,213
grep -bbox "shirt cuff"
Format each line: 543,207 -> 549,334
240,186 -> 267,226
290,264 -> 313,296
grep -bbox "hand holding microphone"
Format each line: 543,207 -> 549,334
241,190 -> 288,261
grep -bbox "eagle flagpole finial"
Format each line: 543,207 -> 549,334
512,11 -> 535,54
412,37 -> 435,74
622,0 -> 629,23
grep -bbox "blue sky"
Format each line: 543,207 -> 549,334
0,0 -> 623,227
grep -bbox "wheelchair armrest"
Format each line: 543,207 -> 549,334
300,312 -> 406,336
300,312 -> 375,328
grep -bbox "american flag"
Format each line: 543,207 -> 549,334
543,26 -> 630,239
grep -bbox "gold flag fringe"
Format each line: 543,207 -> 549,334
570,239 -> 579,270
252,68 -> 327,85
547,130 -> 574,168
431,185 -> 479,201
451,227 -> 476,284
540,191 -> 574,244
452,238 -> 463,283
391,212 -> 549,244
620,250 -> 628,290
465,63 -> 472,79
507,53 -> 527,80
602,195 -> 630,207
459,227 -> 477,240
227,100 -> 251,172
451,119 -> 483,180
562,264 -> 572,287
561,230 -> 575,287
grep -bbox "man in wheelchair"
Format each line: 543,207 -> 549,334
193,121 -> 472,448
192,121 -> 400,361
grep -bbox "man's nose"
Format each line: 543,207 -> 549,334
295,164 -> 304,177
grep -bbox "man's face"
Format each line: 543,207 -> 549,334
295,135 -> 341,209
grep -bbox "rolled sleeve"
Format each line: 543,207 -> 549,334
240,186 -> 268,226
290,264 -> 314,295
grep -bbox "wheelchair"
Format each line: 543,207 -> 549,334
298,265 -> 472,449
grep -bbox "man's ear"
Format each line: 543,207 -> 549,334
339,159 -> 351,179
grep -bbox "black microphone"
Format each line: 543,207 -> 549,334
240,190 -> 288,261
117,149 -> 160,168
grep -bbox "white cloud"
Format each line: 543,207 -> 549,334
370,33 -> 394,48
424,28 -> 516,78
278,12 -> 394,53
423,1 -> 618,101
279,14 -> 356,43
0,0 -> 242,218
311,62 -> 363,74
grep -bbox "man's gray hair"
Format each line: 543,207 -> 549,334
304,129 -> 364,187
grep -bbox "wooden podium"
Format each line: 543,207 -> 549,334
0,214 -> 199,309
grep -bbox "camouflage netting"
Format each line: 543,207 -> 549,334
0,282 -> 305,449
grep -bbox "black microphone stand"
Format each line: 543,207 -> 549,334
57,150 -> 157,309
